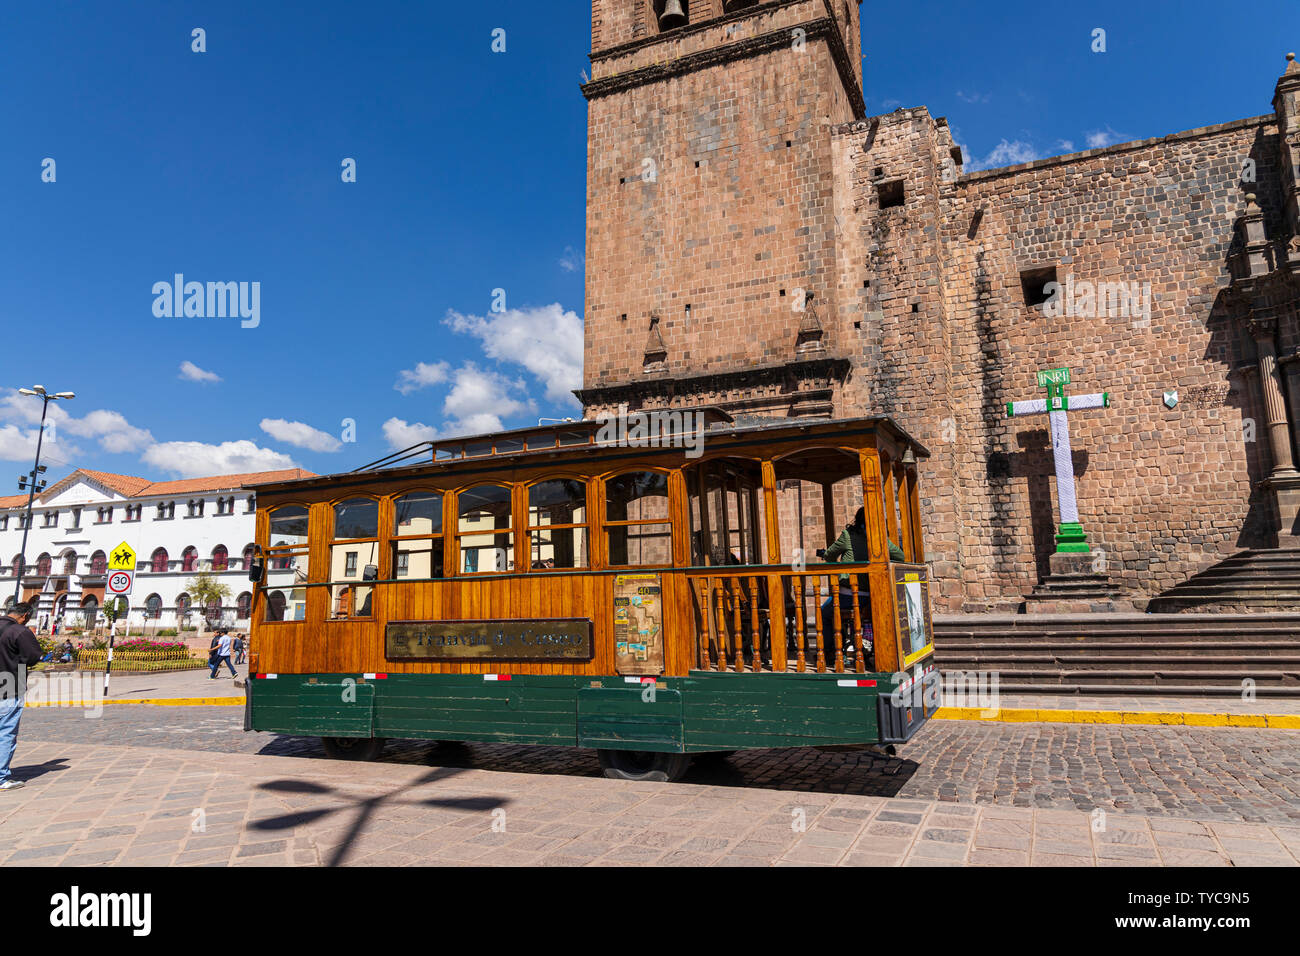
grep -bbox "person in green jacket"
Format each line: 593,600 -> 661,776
817,508 -> 905,663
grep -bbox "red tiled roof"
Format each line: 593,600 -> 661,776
41,469 -> 154,501
138,469 -> 317,496
0,468 -> 318,509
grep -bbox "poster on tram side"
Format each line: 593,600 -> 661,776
613,573 -> 664,676
893,564 -> 935,668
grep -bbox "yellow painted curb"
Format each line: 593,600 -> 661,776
27,696 -> 243,708
933,706 -> 1300,729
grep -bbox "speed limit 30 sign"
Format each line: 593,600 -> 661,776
107,570 -> 135,597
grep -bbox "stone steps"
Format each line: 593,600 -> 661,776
932,612 -> 1300,696
1147,549 -> 1300,612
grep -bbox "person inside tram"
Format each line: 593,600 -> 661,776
817,508 -> 905,663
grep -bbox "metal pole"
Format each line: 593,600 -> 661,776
104,599 -> 127,698
12,396 -> 50,604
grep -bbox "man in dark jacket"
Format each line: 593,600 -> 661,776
1,602 -> 44,792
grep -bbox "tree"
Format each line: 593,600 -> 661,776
187,571 -> 231,629
103,596 -> 128,626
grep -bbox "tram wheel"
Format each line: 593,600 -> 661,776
596,749 -> 690,783
321,736 -> 387,761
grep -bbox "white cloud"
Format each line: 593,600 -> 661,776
559,246 -> 585,273
141,440 -> 299,478
442,364 -> 535,434
260,418 -> 342,453
380,364 -> 538,450
61,410 -> 154,453
955,90 -> 990,104
444,303 -> 583,406
179,361 -> 221,384
394,360 -> 451,396
0,424 -> 41,462
0,391 -> 152,454
381,417 -> 440,449
966,139 -> 1041,172
1056,139 -> 1075,153
1085,126 -> 1124,150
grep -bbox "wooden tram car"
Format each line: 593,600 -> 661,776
244,411 -> 940,782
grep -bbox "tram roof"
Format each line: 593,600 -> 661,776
246,411 -> 930,495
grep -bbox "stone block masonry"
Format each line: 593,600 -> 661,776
579,3 -> 1300,612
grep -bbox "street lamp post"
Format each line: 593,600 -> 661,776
11,386 -> 74,605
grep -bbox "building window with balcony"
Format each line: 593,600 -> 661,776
43,512 -> 58,528
181,547 -> 198,573
36,553 -> 52,576
151,548 -> 169,573
212,545 -> 229,571
89,551 -> 107,575
0,515 -> 7,532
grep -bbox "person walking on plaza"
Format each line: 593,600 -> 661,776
0,603 -> 44,792
208,628 -> 237,679
232,634 -> 245,665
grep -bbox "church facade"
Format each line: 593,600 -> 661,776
577,0 -> 1300,612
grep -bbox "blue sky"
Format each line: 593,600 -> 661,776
1,0 -> 1296,481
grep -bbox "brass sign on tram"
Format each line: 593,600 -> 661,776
386,619 -> 594,662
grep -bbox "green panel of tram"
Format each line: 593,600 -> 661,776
294,681 -> 375,738
680,672 -> 881,751
577,683 -> 684,753
374,675 -> 580,746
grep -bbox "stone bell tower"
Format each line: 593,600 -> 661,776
578,0 -> 865,419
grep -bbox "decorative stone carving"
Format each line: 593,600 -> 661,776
642,314 -> 668,371
794,291 -> 825,354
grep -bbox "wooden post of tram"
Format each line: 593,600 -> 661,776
860,449 -> 899,674
760,461 -> 787,671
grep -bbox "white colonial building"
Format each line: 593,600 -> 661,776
0,467 -> 314,634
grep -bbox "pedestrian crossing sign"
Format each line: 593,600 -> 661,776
108,542 -> 137,571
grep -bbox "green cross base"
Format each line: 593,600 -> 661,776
1055,522 -> 1090,554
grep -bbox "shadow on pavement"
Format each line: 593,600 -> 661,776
250,765 -> 511,866
255,736 -> 920,798
13,757 -> 70,782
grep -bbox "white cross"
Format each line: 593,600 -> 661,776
1007,387 -> 1110,551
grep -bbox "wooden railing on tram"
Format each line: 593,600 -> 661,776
686,565 -> 882,674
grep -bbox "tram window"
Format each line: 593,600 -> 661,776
330,498 -> 379,619
392,492 -> 445,579
266,588 -> 306,622
558,430 -> 588,447
394,491 -> 442,535
333,498 -> 378,540
458,484 -> 514,573
265,506 -> 311,598
528,479 -> 589,570
496,437 -> 525,454
465,440 -> 493,458
605,471 -> 673,567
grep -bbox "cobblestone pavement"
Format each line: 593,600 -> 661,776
15,705 -> 1300,826
3,738 -> 1299,867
